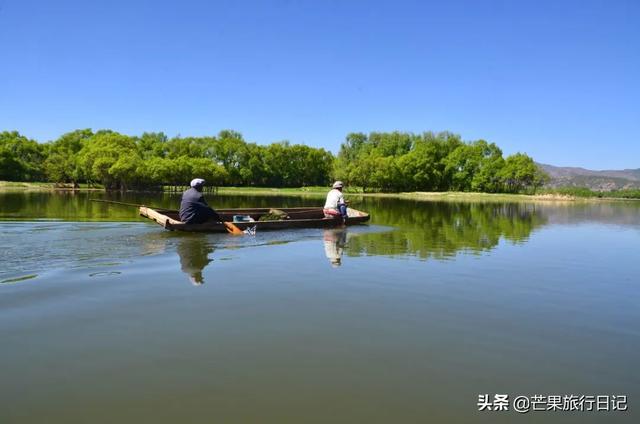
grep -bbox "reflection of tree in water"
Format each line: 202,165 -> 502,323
323,229 -> 348,267
176,235 -> 214,285
346,201 -> 548,260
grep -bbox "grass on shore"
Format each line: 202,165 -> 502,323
2,181 -> 638,202
538,187 -> 640,200
214,187 -> 549,201
216,186 -> 640,202
0,181 -> 101,191
0,181 -> 56,190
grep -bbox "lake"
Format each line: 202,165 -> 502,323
1,192 -> 639,423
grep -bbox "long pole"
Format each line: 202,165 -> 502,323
90,199 -> 170,210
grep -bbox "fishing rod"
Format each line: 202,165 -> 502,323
90,199 -> 171,210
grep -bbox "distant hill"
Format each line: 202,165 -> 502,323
537,163 -> 640,191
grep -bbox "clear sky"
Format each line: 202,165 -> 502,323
0,0 -> 638,169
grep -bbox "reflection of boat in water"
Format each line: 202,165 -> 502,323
176,236 -> 214,285
323,229 -> 348,268
140,207 -> 370,233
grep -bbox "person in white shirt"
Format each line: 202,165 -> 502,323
324,181 -> 348,222
323,228 -> 348,267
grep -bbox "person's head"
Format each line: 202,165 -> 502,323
190,178 -> 205,192
189,272 -> 204,285
332,181 -> 344,191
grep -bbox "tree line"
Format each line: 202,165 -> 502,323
334,131 -> 548,193
0,129 -> 548,193
0,129 -> 333,190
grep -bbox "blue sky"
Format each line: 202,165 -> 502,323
0,0 -> 638,169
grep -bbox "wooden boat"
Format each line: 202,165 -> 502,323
139,206 -> 370,233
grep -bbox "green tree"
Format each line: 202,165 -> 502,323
137,132 -> 169,159
212,130 -> 248,184
338,132 -> 369,162
78,132 -> 140,189
0,131 -> 45,181
170,156 -> 197,186
444,140 -> 504,192
190,157 -> 229,187
470,141 -> 504,193
109,155 -> 142,191
240,144 -> 268,186
44,129 -> 93,184
499,153 -> 548,193
368,131 -> 413,157
301,147 -> 333,186
396,139 -> 444,191
138,157 -> 175,187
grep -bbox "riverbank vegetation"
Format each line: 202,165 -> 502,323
1,129 -> 549,194
0,130 -> 333,191
333,131 -> 548,193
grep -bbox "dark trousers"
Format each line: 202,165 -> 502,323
338,203 -> 348,219
185,208 -> 222,224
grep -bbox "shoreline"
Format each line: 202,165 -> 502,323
2,181 -> 638,202
0,182 -> 104,191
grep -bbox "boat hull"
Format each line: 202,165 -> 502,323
139,206 -> 370,233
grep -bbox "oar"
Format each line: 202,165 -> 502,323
222,222 -> 244,235
90,199 -> 244,235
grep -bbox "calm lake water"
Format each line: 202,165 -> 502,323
1,192 -> 639,423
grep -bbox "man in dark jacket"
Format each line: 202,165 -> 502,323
179,178 -> 222,224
